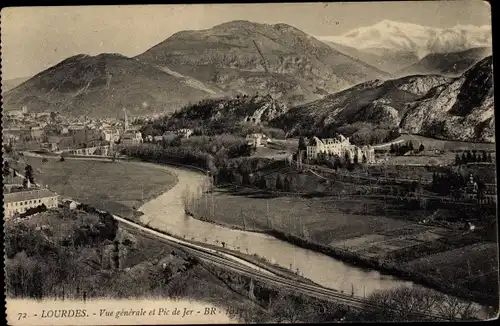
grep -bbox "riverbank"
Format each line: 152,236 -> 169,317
186,208 -> 497,307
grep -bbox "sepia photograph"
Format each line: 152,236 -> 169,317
1,1 -> 498,324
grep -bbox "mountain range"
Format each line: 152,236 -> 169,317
396,47 -> 492,77
318,20 -> 492,74
2,20 -> 494,142
270,56 -> 494,143
3,20 -> 390,117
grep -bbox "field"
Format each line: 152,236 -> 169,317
14,156 -> 178,219
188,189 -> 418,243
404,242 -> 499,296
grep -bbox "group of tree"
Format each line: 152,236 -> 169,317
348,127 -> 401,147
390,141 -> 424,155
430,170 -> 486,200
455,150 -> 492,165
357,286 -> 479,322
120,143 -> 217,174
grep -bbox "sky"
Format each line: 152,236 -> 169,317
1,1 -> 492,80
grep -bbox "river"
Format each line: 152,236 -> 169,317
136,161 -> 421,297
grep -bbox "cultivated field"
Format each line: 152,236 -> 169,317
15,156 -> 178,219
404,242 -> 499,296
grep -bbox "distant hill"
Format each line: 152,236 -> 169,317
271,56 -> 494,142
396,47 -> 492,77
2,53 -> 217,117
321,41 -> 416,74
2,76 -> 31,93
136,20 -> 390,106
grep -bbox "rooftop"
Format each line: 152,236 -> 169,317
4,188 -> 58,203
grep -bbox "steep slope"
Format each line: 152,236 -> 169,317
136,20 -> 390,105
397,47 -> 492,77
401,56 -> 494,142
2,53 -> 216,117
271,74 -> 451,136
271,56 -> 494,142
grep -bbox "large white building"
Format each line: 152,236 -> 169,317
306,135 -> 375,163
3,188 -> 59,219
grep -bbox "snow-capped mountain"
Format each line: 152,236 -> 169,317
318,20 -> 492,59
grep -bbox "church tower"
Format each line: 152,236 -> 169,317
123,108 -> 129,131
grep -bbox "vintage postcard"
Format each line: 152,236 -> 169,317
2,2 -> 498,324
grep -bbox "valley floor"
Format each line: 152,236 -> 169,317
186,186 -> 499,306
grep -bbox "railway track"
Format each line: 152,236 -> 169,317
117,216 -> 451,320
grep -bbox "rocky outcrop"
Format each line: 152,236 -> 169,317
172,94 -> 288,125
272,56 -> 494,142
401,56 -> 494,142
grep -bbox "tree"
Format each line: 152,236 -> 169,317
3,161 -> 10,183
455,153 -> 461,165
275,175 -> 284,191
481,151 -> 488,162
344,151 -> 351,165
408,141 -> 414,151
259,175 -> 267,189
461,152 -> 467,164
466,150 -> 472,163
298,136 -> 307,152
24,165 -> 34,184
471,151 -> 477,163
283,177 -> 292,192
419,143 -> 425,152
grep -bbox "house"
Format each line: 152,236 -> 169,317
306,135 -> 375,163
3,188 -> 59,219
176,128 -> 193,139
246,133 -> 269,148
101,128 -> 121,142
121,130 -> 143,146
6,110 -> 24,118
30,127 -> 44,140
59,199 -> 78,210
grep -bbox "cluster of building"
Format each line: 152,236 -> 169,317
305,135 -> 375,163
2,106 -> 146,155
